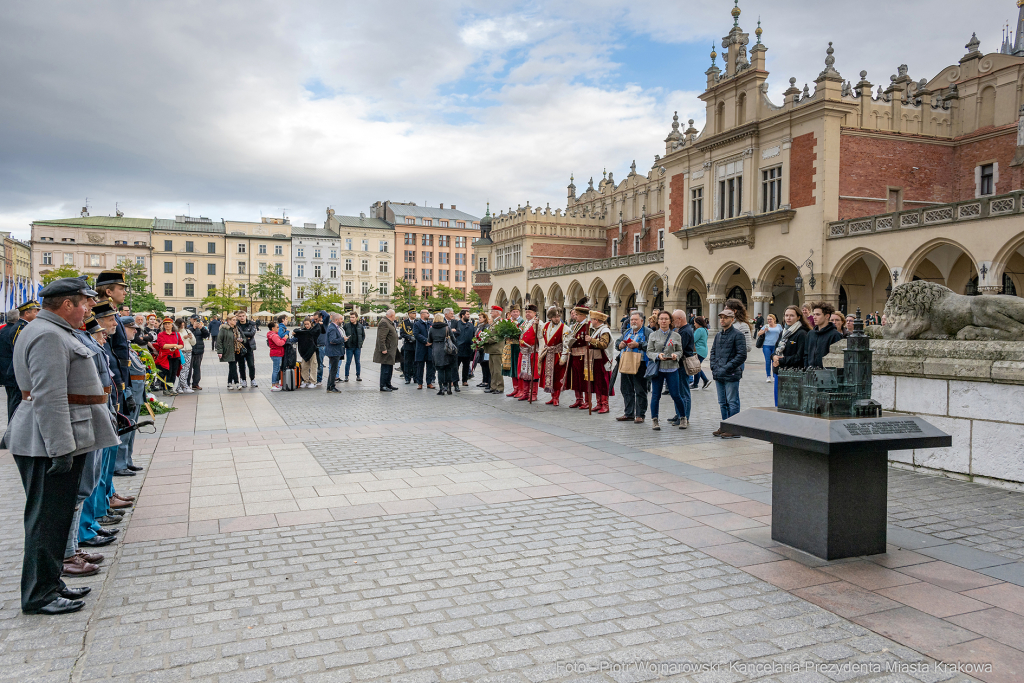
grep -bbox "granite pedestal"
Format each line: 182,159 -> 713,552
722,408 -> 951,560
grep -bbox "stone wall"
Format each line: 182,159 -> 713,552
825,340 -> 1024,490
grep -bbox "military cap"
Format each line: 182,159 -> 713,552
39,276 -> 98,299
95,270 -> 126,288
120,315 -> 137,328
407,308 -> 416,313
17,300 -> 40,312
92,300 -> 117,318
84,315 -> 102,335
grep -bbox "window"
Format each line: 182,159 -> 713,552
238,262 -> 246,274
208,284 -> 216,296
259,262 -> 267,275
345,281 -> 353,294
330,249 -> 337,259
362,239 -> 369,251
455,253 -> 466,265
691,187 -> 704,226
439,235 -> 450,247
421,287 -> 432,298
979,164 -> 996,196
314,265 -> 321,278
405,250 -> 415,262
314,248 -> 321,258
185,283 -> 194,298
472,253 -> 476,266
61,238 -> 75,243
207,263 -> 216,275
238,243 -> 246,253
405,217 -> 415,225
185,262 -> 194,275
612,239 -> 618,257
274,245 -> 282,256
39,237 -> 53,242
238,284 -> 246,297
887,188 -> 903,212
379,261 -> 389,273
208,242 -> 216,254
275,263 -> 282,275
456,221 -> 465,228
457,288 -> 465,299
185,241 -> 194,253
439,220 -> 449,227
716,160 -> 743,219
164,240 -> 173,252
404,233 -> 415,245
762,166 -> 782,212
361,281 -> 370,295
478,257 -> 487,272
455,270 -> 466,282
658,228 -> 665,250
379,240 -> 388,253
114,240 -> 127,246
439,252 -> 449,264
42,252 -> 52,265
346,238 -> 353,250
164,283 -> 173,297
361,259 -> 369,272
164,261 -> 173,274
136,256 -> 145,266
380,282 -> 389,296
296,264 -> 304,277
422,268 -> 433,281
89,254 -> 101,267
297,287 -> 305,299
633,234 -> 642,253
330,266 -> 336,278
422,252 -> 432,263
423,219 -> 432,227
421,234 -> 433,246
455,236 -> 466,248
258,244 -> 267,255
296,247 -> 304,258
345,258 -> 352,271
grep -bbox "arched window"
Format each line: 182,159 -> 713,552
838,286 -> 848,315
716,102 -> 726,133
736,92 -> 746,126
686,289 -> 703,316
727,285 -> 747,305
1004,273 -> 1017,296
979,86 -> 996,128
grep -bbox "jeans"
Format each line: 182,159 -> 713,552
414,359 -> 435,385
691,355 -> 708,387
188,352 -> 203,387
457,356 -> 472,383
316,346 -> 326,382
715,380 -> 741,420
650,370 -> 687,420
327,356 -> 341,390
379,364 -> 394,388
774,374 -> 779,406
345,348 -> 361,378
271,356 -> 282,385
620,364 -> 648,418
481,356 -> 491,385
762,345 -> 776,378
237,350 -> 255,382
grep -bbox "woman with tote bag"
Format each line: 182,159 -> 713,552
615,311 -> 649,424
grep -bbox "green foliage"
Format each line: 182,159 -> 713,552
41,264 -> 84,285
131,292 -> 168,315
296,278 -> 346,314
120,260 -> 166,313
427,284 -> 462,313
202,283 -> 247,315
465,289 -> 483,314
389,278 -> 423,314
252,270 -> 292,312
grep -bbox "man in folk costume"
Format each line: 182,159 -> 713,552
584,310 -> 614,414
516,304 -> 541,402
504,305 -> 524,398
561,298 -> 592,409
538,306 -> 568,406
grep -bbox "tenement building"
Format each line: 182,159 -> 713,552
31,214 -> 152,282
475,2 -> 1024,329
152,216 -> 226,315
224,218 -> 293,312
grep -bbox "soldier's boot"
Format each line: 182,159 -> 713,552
545,388 -> 557,405
567,390 -> 583,408
579,393 -> 592,411
506,377 -> 519,398
596,396 -> 610,414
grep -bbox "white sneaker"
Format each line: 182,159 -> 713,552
227,384 -> 235,390
271,385 -> 282,392
766,377 -> 773,383
184,387 -> 195,393
240,380 -> 248,388
251,381 -> 259,387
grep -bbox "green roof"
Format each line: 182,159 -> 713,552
33,216 -> 154,230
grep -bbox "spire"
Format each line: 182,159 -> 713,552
1015,0 -> 1024,55
710,43 -> 717,67
731,0 -> 741,28
816,42 -> 843,82
755,17 -> 762,44
485,202 -> 490,217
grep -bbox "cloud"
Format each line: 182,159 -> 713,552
0,0 -> 1015,236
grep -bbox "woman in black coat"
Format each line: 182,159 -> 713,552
428,314 -> 456,395
771,305 -> 811,406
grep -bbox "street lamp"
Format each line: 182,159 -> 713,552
794,249 -> 815,292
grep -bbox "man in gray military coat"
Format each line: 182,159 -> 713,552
7,277 -> 120,615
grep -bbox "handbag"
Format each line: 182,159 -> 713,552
444,330 -> 458,357
644,358 -> 660,378
619,351 -> 642,375
755,333 -> 765,349
683,353 -> 702,376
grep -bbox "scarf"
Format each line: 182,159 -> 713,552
776,321 -> 802,355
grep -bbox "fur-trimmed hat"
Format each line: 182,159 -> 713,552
525,304 -> 538,313
573,296 -> 590,315
589,310 -> 609,323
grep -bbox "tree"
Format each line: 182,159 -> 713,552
427,284 -> 462,313
41,264 -> 83,285
296,278 -> 346,314
202,283 -> 247,315
252,270 -> 292,313
120,260 -> 166,313
465,289 -> 483,314
389,278 -> 423,313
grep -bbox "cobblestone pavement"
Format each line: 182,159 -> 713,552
4,334 -> 1024,682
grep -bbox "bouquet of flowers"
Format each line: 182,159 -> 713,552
144,392 -> 176,416
473,319 -> 520,349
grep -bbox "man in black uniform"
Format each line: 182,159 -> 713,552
0,299 -> 41,427
399,308 -> 416,384
93,271 -> 132,413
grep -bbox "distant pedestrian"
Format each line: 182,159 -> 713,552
755,313 -> 782,382
324,313 -> 346,393
413,309 -> 435,390
187,316 -> 209,390
455,309 -> 475,386
342,311 -> 364,382
399,309 -> 416,384
155,318 -> 183,396
710,309 -> 746,438
647,311 -> 687,431
268,314 -> 290,391
215,314 -> 240,389
293,317 -> 321,388
690,316 -> 710,390
429,313 -> 456,395
615,311 -> 648,424
235,311 -> 258,388
374,309 -> 399,391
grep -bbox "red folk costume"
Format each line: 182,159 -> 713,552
516,310 -> 541,402
583,311 -> 614,414
538,319 -> 567,405
562,304 -> 592,409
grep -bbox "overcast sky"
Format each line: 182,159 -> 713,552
0,0 -> 1016,238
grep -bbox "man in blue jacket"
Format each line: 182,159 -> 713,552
324,313 -> 346,393
413,309 -> 435,390
709,309 -> 747,438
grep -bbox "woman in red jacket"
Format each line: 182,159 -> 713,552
155,317 -> 184,396
268,313 -> 290,391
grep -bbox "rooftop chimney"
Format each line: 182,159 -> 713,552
440,203 -> 444,209
451,205 -> 456,210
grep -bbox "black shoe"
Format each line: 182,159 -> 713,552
113,469 -> 136,477
668,417 -> 680,427
453,385 -> 460,393
59,586 -> 91,600
356,377 -> 362,382
388,386 -> 399,391
79,535 -> 116,547
97,516 -> 121,526
327,388 -> 341,394
126,465 -> 143,472
24,597 -> 84,615
106,509 -> 125,517
95,527 -> 118,537
436,389 -> 445,395
380,387 -> 392,392
342,378 -> 349,382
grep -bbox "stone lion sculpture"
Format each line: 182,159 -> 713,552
880,280 -> 1024,340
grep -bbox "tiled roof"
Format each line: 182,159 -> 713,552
388,205 -> 480,222
153,218 -> 225,234
334,215 -> 393,230
33,216 -> 154,230
291,224 -> 336,237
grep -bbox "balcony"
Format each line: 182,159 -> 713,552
827,191 -> 1023,239
527,249 -> 664,280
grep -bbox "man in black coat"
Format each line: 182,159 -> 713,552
413,309 -> 435,389
710,309 -> 747,438
0,301 -> 40,433
399,309 -> 416,383
94,270 -> 132,411
235,311 -> 258,387
454,309 -> 475,386
187,316 -> 210,390
805,301 -> 844,368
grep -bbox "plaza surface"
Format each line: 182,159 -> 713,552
1,335 -> 1024,682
